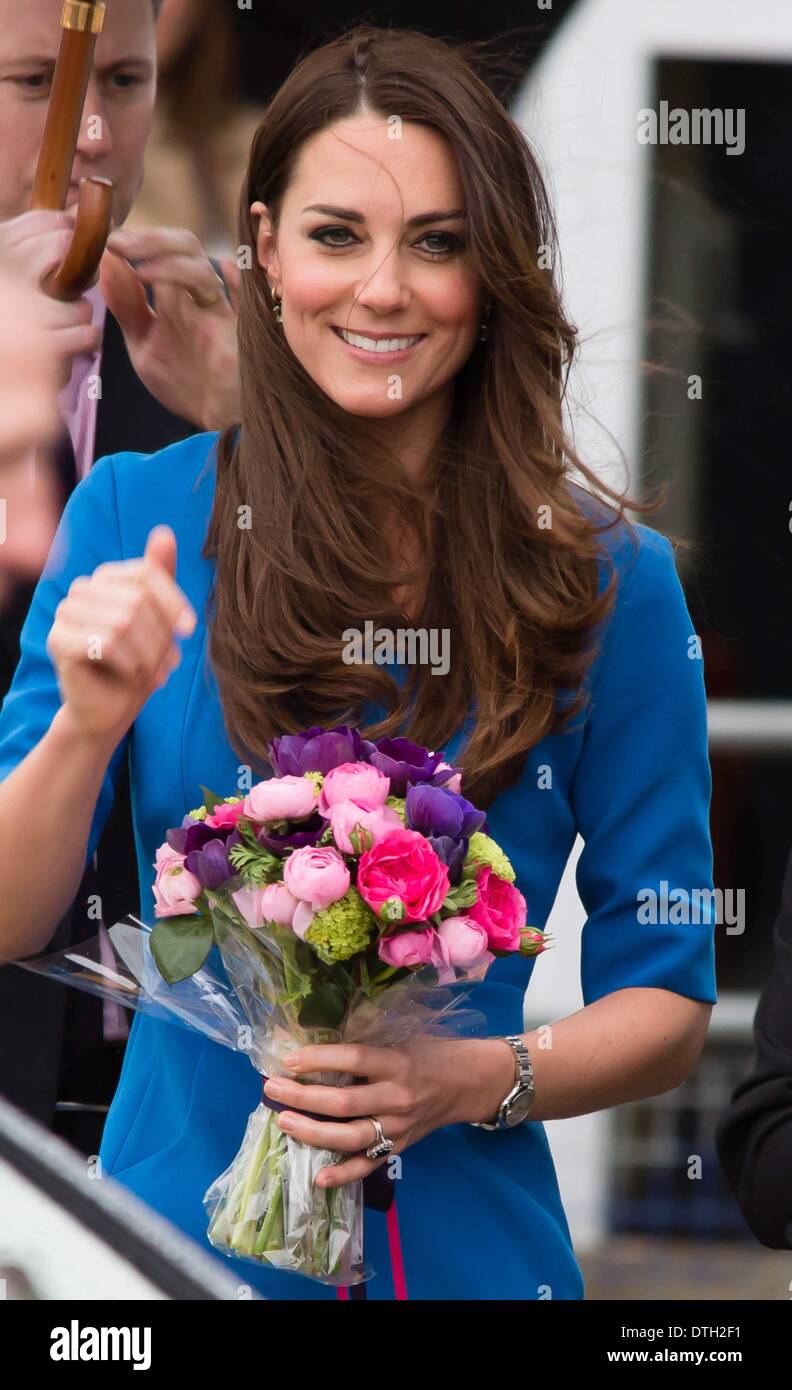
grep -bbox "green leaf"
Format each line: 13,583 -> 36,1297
298,981 -> 347,1030
198,784 -> 227,816
150,914 -> 214,984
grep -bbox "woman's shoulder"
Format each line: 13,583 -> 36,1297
85,430 -> 221,556
567,479 -> 677,593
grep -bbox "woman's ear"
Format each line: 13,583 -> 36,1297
250,200 -> 280,288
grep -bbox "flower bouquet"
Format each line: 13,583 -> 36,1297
24,725 -> 550,1286
145,726 -> 549,1285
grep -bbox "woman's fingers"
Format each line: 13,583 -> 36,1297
56,590 -> 179,677
275,1108 -> 403,1156
263,1074 -> 409,1119
48,619 -> 149,685
283,1043 -> 399,1079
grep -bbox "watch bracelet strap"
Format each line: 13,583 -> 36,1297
470,1035 -> 534,1128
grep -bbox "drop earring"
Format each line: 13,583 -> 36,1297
478,301 -> 492,342
271,287 -> 283,323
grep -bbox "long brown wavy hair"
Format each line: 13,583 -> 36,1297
204,23 -> 657,808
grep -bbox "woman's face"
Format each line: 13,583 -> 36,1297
252,110 -> 482,420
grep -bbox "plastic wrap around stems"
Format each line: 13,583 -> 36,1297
18,890 -> 489,1286
201,883 -> 489,1285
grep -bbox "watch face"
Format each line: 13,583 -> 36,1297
505,1091 -> 534,1126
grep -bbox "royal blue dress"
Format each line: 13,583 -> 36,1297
0,432 -> 718,1299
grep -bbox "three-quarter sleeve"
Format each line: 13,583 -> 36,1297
570,524 -> 717,1006
0,454 -> 129,867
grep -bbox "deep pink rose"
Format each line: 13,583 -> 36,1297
436,914 -> 494,971
204,799 -> 246,830
318,762 -> 390,815
152,845 -> 202,918
329,800 -> 402,854
357,828 -> 449,923
468,866 -> 526,950
243,775 -> 318,823
283,844 -> 350,908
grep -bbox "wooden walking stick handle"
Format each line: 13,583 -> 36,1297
29,1 -> 113,301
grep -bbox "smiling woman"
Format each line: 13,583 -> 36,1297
0,21 -> 717,1303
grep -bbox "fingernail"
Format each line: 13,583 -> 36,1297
176,610 -> 196,636
279,1114 -> 295,1131
283,1054 -> 300,1068
265,1079 -> 283,1098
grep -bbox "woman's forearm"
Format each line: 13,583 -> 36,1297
0,703 -> 121,963
458,987 -> 712,1125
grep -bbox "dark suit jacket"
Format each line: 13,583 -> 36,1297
0,307 -> 196,1124
716,849 -> 792,1248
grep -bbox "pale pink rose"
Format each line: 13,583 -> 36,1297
231,882 -> 298,929
291,900 -> 316,940
435,761 -> 462,794
378,926 -> 455,983
242,775 -> 318,823
283,844 -> 350,908
205,800 -> 246,830
436,915 -> 494,971
468,867 -> 527,951
329,800 -> 402,854
152,852 -> 202,918
318,762 -> 390,815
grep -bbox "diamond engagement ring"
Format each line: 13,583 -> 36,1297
365,1117 -> 394,1161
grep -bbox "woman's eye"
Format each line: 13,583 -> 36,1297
110,73 -> 144,91
416,232 -> 461,258
310,226 -> 358,249
309,226 -> 462,258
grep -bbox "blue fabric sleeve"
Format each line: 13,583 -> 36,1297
570,525 -> 718,1006
0,454 -> 129,867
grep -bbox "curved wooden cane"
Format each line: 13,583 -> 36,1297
29,1 -> 114,301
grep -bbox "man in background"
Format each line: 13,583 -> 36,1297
0,0 -> 241,1157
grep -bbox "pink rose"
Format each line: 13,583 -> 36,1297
204,800 -> 246,830
357,828 -> 449,923
291,900 -> 316,940
242,775 -> 318,823
231,882 -> 298,929
468,866 -> 526,951
283,844 -> 350,908
318,762 -> 390,815
436,914 -> 494,971
329,800 -> 402,854
378,926 -> 456,984
152,847 -> 202,918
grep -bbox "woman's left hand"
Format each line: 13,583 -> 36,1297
263,1036 -> 516,1189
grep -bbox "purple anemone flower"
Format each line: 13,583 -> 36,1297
405,783 -> 487,840
267,725 -> 373,776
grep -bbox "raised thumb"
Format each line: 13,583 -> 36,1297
144,524 -> 177,577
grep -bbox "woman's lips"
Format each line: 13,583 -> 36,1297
331,325 -> 426,363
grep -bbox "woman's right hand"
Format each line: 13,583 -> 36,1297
47,525 -> 197,742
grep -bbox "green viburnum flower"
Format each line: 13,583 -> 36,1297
385,796 -> 406,822
188,805 -> 208,821
464,831 -> 516,883
304,771 -> 324,792
304,888 -> 378,963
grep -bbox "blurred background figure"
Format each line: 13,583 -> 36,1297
126,0 -> 265,256
0,257 -> 61,608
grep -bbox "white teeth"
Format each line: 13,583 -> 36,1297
337,328 -> 422,353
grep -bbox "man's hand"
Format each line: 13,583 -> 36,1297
0,211 -> 103,385
100,226 -> 241,431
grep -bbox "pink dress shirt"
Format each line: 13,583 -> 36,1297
58,286 -> 129,1042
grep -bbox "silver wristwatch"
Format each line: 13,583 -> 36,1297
469,1035 -> 535,1130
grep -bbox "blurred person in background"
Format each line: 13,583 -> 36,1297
126,0 -> 266,256
716,852 -> 792,1250
0,0 -> 240,1159
0,258 -> 62,607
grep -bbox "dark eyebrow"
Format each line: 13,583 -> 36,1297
0,55 -> 153,74
302,204 -> 465,228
